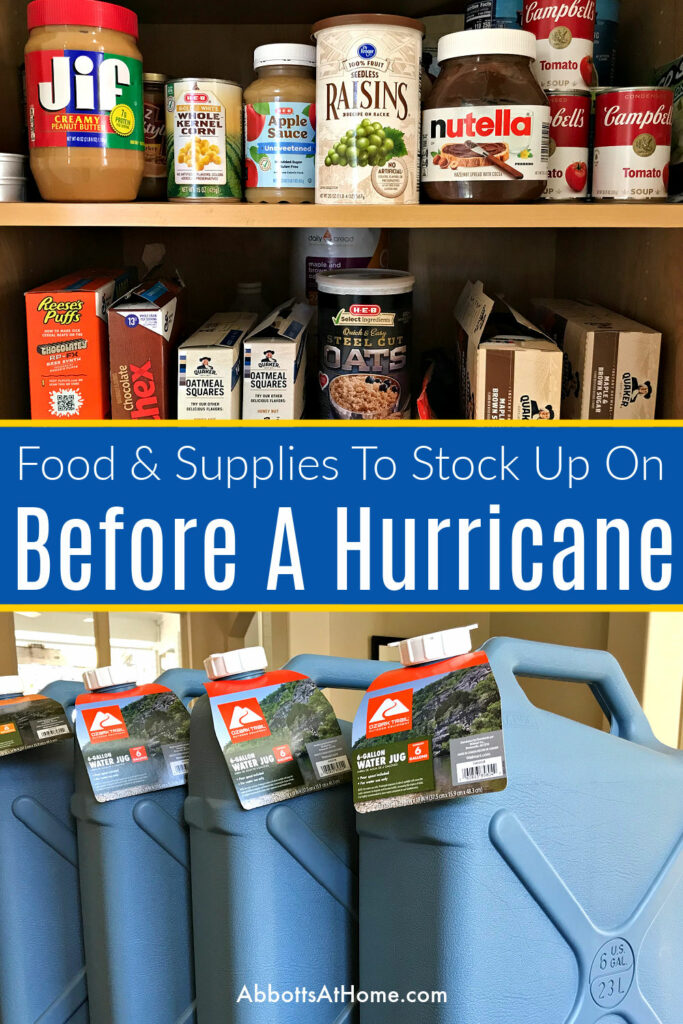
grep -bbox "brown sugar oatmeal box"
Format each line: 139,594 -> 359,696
316,269 -> 414,419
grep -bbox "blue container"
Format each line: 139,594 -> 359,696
186,650 -> 376,1024
297,639 -> 683,1023
0,677 -> 87,1024
72,668 -> 206,1024
594,0 -> 620,86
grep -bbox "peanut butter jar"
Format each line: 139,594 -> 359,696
25,0 -> 144,202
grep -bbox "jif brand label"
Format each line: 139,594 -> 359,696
209,672 -> 351,810
75,685 -> 191,802
351,653 -> 507,812
0,695 -> 71,756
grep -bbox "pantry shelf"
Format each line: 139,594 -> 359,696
2,202 -> 683,230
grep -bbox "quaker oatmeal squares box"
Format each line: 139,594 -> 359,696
455,280 -> 563,420
242,300 -> 313,420
25,269 -> 135,419
532,298 -> 662,419
108,276 -> 186,420
178,312 -> 257,420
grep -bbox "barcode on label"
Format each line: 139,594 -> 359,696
36,724 -> 70,739
317,756 -> 350,778
456,757 -> 504,784
170,760 -> 188,776
541,123 -> 550,163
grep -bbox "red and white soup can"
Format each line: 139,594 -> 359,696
522,0 -> 596,92
593,87 -> 674,201
544,91 -> 590,199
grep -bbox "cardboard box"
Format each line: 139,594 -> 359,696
25,269 -> 135,419
242,300 -> 313,420
454,281 -> 563,421
108,276 -> 185,420
532,298 -> 662,419
178,312 -> 258,420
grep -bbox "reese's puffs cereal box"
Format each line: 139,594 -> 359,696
25,270 -> 136,419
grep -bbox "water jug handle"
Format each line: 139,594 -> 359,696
11,796 -> 79,867
483,637 -> 661,748
285,654 -> 393,691
133,799 -> 191,870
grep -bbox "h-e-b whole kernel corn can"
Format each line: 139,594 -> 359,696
167,78 -> 243,202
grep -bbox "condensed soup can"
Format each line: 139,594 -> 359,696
545,91 -> 590,200
167,78 -> 243,202
592,87 -> 674,201
522,0 -> 596,92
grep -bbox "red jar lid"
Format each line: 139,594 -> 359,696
27,0 -> 139,38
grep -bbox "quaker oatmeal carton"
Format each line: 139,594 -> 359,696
178,312 -> 257,420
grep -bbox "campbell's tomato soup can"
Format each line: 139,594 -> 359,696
593,87 -> 674,201
523,0 -> 596,92
544,91 -> 590,199
316,270 -> 414,419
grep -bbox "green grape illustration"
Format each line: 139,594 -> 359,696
324,119 -> 402,168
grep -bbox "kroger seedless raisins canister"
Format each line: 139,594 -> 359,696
166,78 -> 243,202
317,270 -> 414,419
313,14 -> 424,204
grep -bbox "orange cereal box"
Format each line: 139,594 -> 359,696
25,270 -> 136,419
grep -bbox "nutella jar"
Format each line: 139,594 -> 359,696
422,29 -> 550,203
25,0 -> 144,202
140,73 -> 167,201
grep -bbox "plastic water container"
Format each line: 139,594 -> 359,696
296,637 -> 683,1023
72,667 -> 206,1024
595,0 -> 620,86
186,648 -> 367,1023
0,675 -> 87,1024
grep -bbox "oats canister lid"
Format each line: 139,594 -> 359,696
317,269 -> 416,296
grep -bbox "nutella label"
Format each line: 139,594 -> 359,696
545,93 -> 590,199
523,0 -> 596,91
422,105 -> 550,183
593,90 -> 674,201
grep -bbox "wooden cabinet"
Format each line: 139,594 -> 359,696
1,0 -> 681,420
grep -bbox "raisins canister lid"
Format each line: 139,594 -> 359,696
317,269 -> 415,296
254,43 -> 316,69
0,676 -> 24,697
312,13 -> 425,36
27,0 -> 139,37
204,646 -> 269,680
438,28 -> 537,62
390,625 -> 479,667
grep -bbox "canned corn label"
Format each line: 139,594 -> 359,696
167,79 -> 243,201
26,49 -> 143,152
317,288 -> 412,419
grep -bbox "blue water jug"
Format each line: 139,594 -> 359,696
297,636 -> 683,1023
0,675 -> 87,1024
72,666 -> 206,1024
186,647 -> 369,1024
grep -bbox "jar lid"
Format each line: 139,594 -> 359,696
313,13 -> 425,36
254,43 -> 316,69
438,28 -> 537,63
144,73 -> 168,84
28,0 -> 139,38
204,647 -> 268,680
317,269 -> 415,296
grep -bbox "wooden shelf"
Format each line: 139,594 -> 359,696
2,202 -> 682,230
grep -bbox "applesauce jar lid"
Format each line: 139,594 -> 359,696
438,27 -> 537,62
312,13 -> 425,36
254,43 -> 316,69
27,0 -> 139,37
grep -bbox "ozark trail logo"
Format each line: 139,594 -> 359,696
366,689 -> 413,738
81,705 -> 129,743
221,698 -> 271,743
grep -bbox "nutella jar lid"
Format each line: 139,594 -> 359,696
254,43 -> 316,69
317,269 -> 415,296
438,28 -> 537,63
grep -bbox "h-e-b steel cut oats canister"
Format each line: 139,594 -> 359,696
317,269 -> 414,419
313,14 -> 424,205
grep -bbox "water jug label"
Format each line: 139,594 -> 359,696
74,684 -> 191,802
351,653 -> 507,811
0,694 -> 71,756
209,672 -> 351,810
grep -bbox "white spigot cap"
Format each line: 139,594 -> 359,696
83,665 -> 134,692
390,625 -> 479,666
204,646 -> 268,680
0,675 -> 24,697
